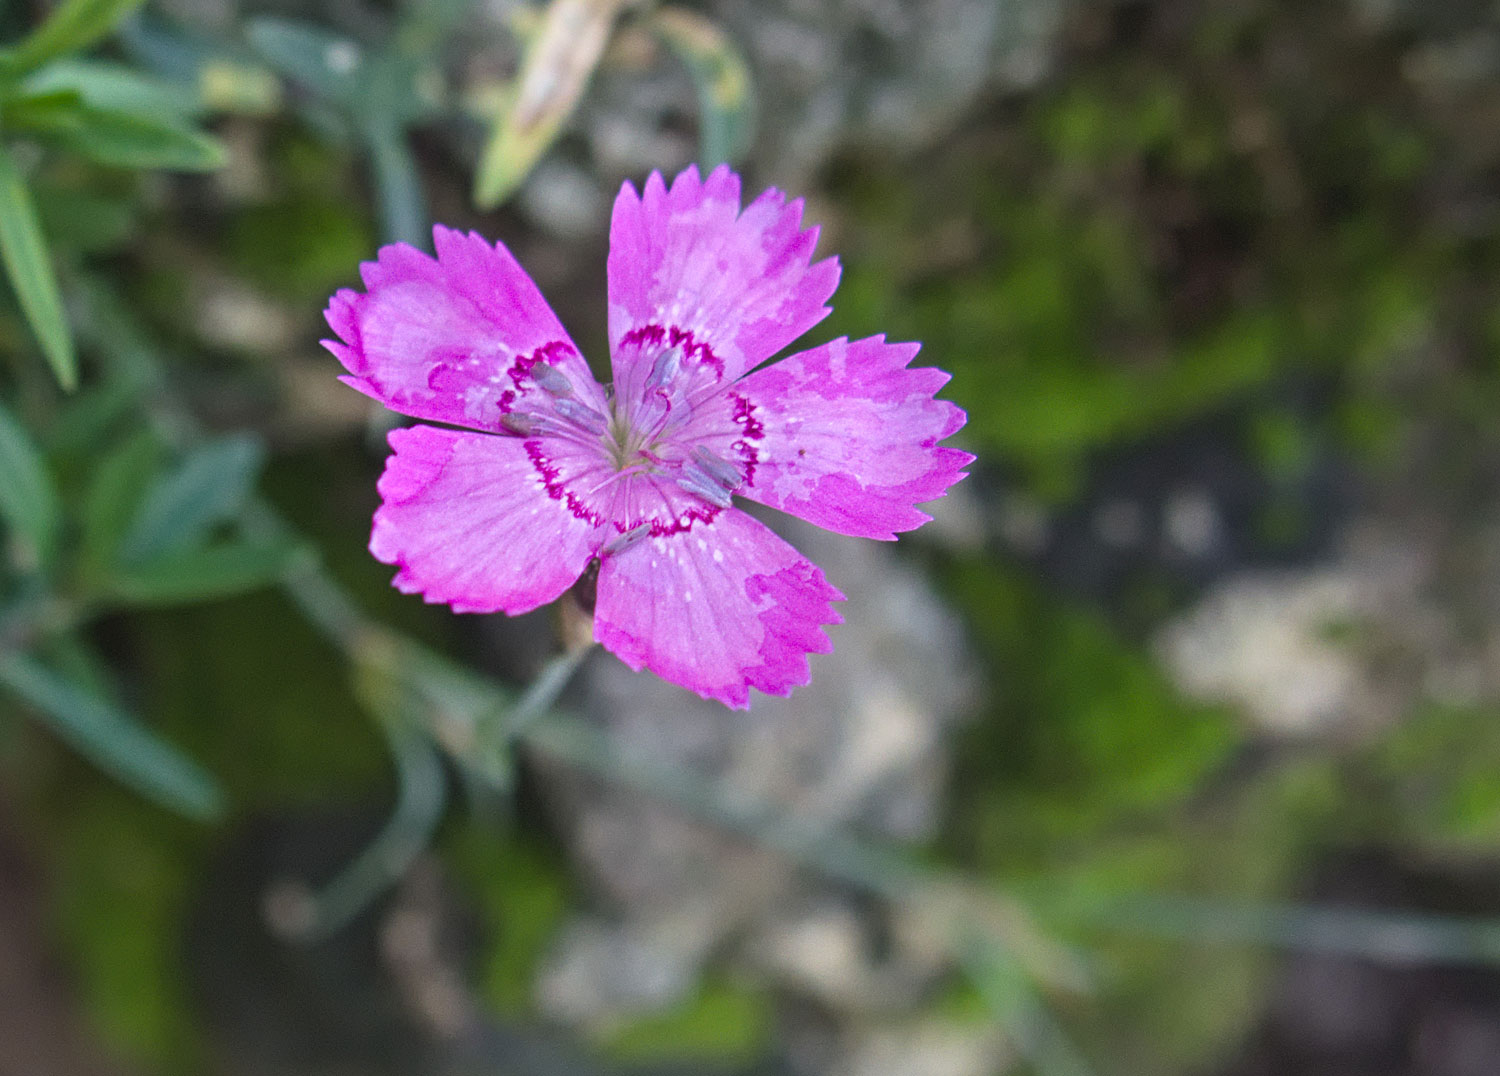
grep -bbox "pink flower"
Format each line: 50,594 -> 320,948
324,165 -> 972,708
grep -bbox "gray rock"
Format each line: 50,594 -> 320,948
535,513 -> 977,1035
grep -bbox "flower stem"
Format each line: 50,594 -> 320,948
270,717 -> 447,942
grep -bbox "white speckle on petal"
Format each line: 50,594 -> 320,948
712,549 -> 724,563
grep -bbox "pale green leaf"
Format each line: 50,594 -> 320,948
0,397 -> 59,568
23,58 -> 202,117
0,145 -> 76,389
79,430 -> 163,576
110,540 -> 302,606
245,17 -> 363,104
118,435 -> 264,562
5,91 -> 225,171
0,651 -> 223,820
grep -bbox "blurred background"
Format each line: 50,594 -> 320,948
6,0 -> 1500,1074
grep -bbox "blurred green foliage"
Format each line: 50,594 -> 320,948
827,38 -> 1441,500
7,1 -> 1500,1075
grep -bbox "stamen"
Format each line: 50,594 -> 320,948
634,390 -> 671,432
501,412 -> 541,436
676,468 -> 733,508
529,361 -> 574,397
690,445 -> 742,490
554,398 -> 608,434
602,522 -> 651,556
645,346 -> 683,390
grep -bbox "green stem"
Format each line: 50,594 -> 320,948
958,938 -> 1097,1076
365,119 -> 427,248
1064,893 -> 1500,966
282,718 -> 447,941
516,711 -> 1089,994
499,644 -> 594,739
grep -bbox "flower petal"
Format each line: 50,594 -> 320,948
594,509 -> 844,709
607,164 -> 840,396
735,336 -> 973,540
371,425 -> 599,614
324,226 -> 604,431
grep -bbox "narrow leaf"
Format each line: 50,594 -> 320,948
6,92 -> 225,171
110,540 -> 302,605
649,7 -> 756,167
119,435 -> 264,562
0,146 -> 77,389
0,651 -> 223,820
23,58 -> 202,117
0,397 -> 60,568
245,17 -> 364,104
473,0 -> 625,209
365,120 -> 427,246
51,108 -> 224,171
79,430 -> 163,576
0,0 -> 148,79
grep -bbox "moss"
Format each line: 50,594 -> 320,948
825,32 -> 1443,498
43,787 -> 206,1067
600,978 -> 773,1066
443,824 -> 572,1018
937,555 -> 1241,869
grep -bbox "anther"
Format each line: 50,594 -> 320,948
529,361 -> 573,397
690,446 -> 742,490
554,398 -> 608,434
676,468 -> 733,508
645,346 -> 683,391
500,412 -> 540,436
603,522 -> 652,556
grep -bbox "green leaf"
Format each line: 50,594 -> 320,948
0,397 -> 60,568
0,145 -> 77,389
118,435 -> 264,562
55,108 -> 224,171
0,651 -> 223,820
648,7 -> 756,167
246,17 -> 440,127
0,0 -> 148,80
109,540 -> 302,606
5,91 -> 225,171
245,17 -> 364,104
473,0 -> 624,209
366,119 -> 427,246
79,430 -> 163,576
22,58 -> 202,117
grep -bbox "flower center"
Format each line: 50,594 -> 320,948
497,334 -> 764,541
